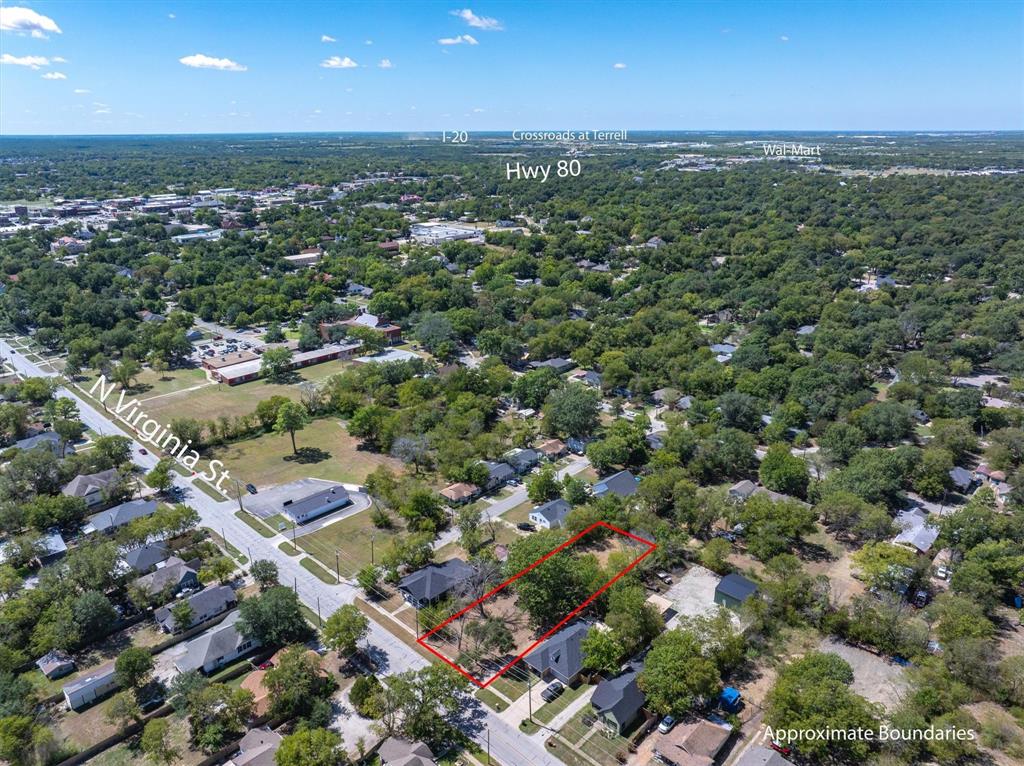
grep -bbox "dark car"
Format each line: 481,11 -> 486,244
540,681 -> 564,703
246,483 -> 258,495
516,522 -> 536,532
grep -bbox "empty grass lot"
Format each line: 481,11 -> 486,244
297,507 -> 405,577
205,418 -> 405,490
80,367 -> 211,401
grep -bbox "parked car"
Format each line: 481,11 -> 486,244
656,572 -> 673,585
935,565 -> 950,580
516,522 -> 536,532
769,740 -> 793,756
913,589 -> 930,608
658,715 -> 676,734
139,447 -> 148,455
540,681 -> 564,702
246,483 -> 258,495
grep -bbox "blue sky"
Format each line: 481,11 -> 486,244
1,1 -> 1021,134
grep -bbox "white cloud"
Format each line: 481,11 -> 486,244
168,13 -> 176,19
321,34 -> 336,42
52,56 -> 67,63
179,53 -> 247,71
438,34 -> 478,45
378,58 -> 394,69
612,62 -> 626,69
364,39 -> 373,45
472,107 -> 485,113
450,9 -> 503,30
93,108 -> 111,114
321,55 -> 357,69
779,35 -> 789,42
0,53 -> 49,69
41,71 -> 65,79
73,88 -> 90,94
0,6 -> 62,38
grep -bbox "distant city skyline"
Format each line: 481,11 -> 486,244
1,1 -> 1021,135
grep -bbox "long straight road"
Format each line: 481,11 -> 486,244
0,338 -> 566,766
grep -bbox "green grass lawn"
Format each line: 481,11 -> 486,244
475,687 -> 507,712
205,418 -> 406,490
279,541 -> 300,556
499,500 -> 533,526
489,671 -> 528,702
535,682 -> 592,724
297,506 -> 405,577
235,510 -> 276,538
300,556 -> 337,583
140,376 -> 301,421
79,366 -> 211,401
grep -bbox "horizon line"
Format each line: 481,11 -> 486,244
2,129 -> 1023,140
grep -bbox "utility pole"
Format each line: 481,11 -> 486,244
486,725 -> 490,765
235,479 -> 244,512
370,533 -> 375,565
335,551 -> 341,582
316,597 -> 322,627
528,671 -> 533,721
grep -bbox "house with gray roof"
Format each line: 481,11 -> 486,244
62,468 -> 120,507
36,649 -> 75,680
280,484 -> 351,525
524,622 -> 591,684
529,498 -> 572,530
591,662 -> 646,734
15,431 -> 73,457
949,466 -> 976,493
593,470 -> 639,499
227,728 -> 282,766
892,508 -> 940,554
715,573 -> 760,609
734,746 -> 795,766
174,610 -> 260,674
132,556 -> 199,599
155,585 -> 236,633
83,499 -> 157,535
398,558 -> 475,609
482,461 -> 516,491
529,358 -> 573,374
379,737 -> 437,766
505,448 -> 542,474
123,542 -> 170,574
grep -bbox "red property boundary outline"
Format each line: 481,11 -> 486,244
416,521 -> 656,688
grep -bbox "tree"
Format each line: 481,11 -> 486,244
356,565 -> 380,596
260,347 -> 293,382
274,401 -> 310,454
255,395 -> 291,430
733,494 -> 816,561
456,505 -> 483,555
187,683 -> 255,752
238,586 -> 312,646
819,422 -> 866,465
146,457 -> 174,493
504,531 -> 602,629
72,590 -> 118,637
105,691 -> 142,728
372,665 -> 468,744
851,542 -> 919,590
699,537 -> 732,573
561,475 -> 589,505
110,358 -> 142,390
765,652 -> 880,762
92,434 -> 133,467
170,601 -> 195,632
141,718 -> 178,765
542,384 -> 600,437
264,646 -> 336,720
914,447 -> 954,500
53,418 -> 83,457
639,628 -> 720,716
199,556 -> 236,585
251,559 -> 279,590
115,647 -> 154,690
323,605 -> 369,657
526,464 -> 561,504
758,443 -> 809,498
390,435 -> 432,474
581,628 -> 625,674
275,728 -> 348,766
